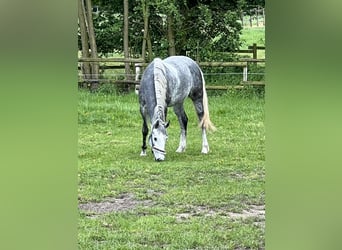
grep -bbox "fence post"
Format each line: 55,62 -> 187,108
243,65 -> 248,82
252,43 -> 257,59
135,64 -> 141,81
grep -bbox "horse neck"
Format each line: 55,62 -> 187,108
153,58 -> 167,108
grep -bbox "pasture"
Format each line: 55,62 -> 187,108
78,89 -> 265,249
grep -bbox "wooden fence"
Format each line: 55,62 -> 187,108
238,43 -> 265,60
78,57 -> 143,89
134,60 -> 265,91
78,45 -> 265,91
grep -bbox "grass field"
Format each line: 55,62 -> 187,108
240,27 -> 265,49
78,88 -> 265,249
240,27 -> 265,60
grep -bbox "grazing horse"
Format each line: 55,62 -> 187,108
139,56 -> 216,161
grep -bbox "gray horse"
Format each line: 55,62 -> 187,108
139,56 -> 216,161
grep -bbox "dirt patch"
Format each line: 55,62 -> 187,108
80,193 -> 264,228
227,204 -> 265,220
79,193 -> 154,215
176,204 -> 265,223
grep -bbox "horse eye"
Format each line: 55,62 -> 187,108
154,137 -> 157,141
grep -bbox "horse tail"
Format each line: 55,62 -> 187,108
153,58 -> 167,107
199,70 -> 216,132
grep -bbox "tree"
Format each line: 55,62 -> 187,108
78,0 -> 100,90
79,0 -> 243,61
123,0 -> 130,79
245,0 -> 265,8
78,0 -> 91,87
85,0 -> 100,90
141,0 -> 149,61
173,0 -> 243,60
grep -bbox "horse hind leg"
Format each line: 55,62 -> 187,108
192,98 -> 209,154
173,105 -> 188,153
201,128 -> 209,154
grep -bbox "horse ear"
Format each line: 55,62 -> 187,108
154,120 -> 159,129
165,120 -> 170,128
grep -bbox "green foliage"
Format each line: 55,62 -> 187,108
93,12 -> 123,54
81,0 -> 244,59
78,90 -> 265,248
245,0 -> 265,8
184,5 -> 242,61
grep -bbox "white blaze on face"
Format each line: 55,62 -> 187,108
149,120 -> 169,161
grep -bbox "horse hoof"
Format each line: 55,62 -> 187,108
140,151 -> 147,156
176,147 -> 185,153
201,146 -> 209,154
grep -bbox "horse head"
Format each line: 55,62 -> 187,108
149,119 -> 170,161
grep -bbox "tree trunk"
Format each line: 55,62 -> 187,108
141,0 -> 149,62
240,10 -> 244,27
167,15 -> 176,56
78,0 -> 91,88
85,0 -> 99,90
147,29 -> 153,61
123,0 -> 131,81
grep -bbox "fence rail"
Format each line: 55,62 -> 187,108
78,57 -> 144,63
78,45 -> 265,91
237,43 -> 265,60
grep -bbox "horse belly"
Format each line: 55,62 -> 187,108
164,59 -> 194,107
167,81 -> 191,107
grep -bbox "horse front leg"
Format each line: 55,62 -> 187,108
140,105 -> 149,156
176,129 -> 187,153
174,105 -> 188,153
140,119 -> 148,156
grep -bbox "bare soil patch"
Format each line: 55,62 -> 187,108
176,204 -> 265,224
78,193 -> 154,215
227,205 -> 265,220
79,193 -> 265,229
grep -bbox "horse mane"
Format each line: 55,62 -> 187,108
153,58 -> 167,108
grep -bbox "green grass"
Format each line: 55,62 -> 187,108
240,27 -> 265,59
78,89 -> 265,249
240,27 -> 265,49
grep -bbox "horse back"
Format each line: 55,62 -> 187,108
163,56 -> 203,105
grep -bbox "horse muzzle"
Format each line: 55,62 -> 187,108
152,146 -> 166,161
